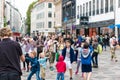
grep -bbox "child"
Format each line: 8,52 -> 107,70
38,52 -> 48,80
62,40 -> 75,80
26,51 -> 41,80
92,40 -> 102,68
56,55 -> 66,80
75,47 -> 81,75
80,42 -> 92,80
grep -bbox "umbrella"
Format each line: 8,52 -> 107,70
108,24 -> 115,29
116,24 -> 120,28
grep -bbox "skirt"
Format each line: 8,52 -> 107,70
82,64 -> 92,72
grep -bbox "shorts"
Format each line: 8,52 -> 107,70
64,60 -> 72,69
82,64 -> 92,72
49,52 -> 55,63
40,65 -> 45,79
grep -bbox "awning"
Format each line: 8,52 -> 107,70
108,24 -> 115,29
108,24 -> 120,29
116,24 -> 120,28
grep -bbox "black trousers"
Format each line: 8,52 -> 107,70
37,50 -> 42,59
92,52 -> 98,66
25,53 -> 30,71
0,72 -> 21,80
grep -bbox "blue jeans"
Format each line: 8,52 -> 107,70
103,44 -> 107,50
27,71 -> 41,80
56,72 -> 64,80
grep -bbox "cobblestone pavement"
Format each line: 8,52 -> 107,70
21,47 -> 120,80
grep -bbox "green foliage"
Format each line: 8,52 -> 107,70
26,1 -> 38,35
4,17 -> 7,27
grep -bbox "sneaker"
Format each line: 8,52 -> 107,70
82,73 -> 83,77
94,65 -> 98,68
22,68 -> 26,70
75,70 -> 78,75
49,66 -> 52,69
50,66 -> 54,71
41,78 -> 45,80
70,77 -> 73,80
115,60 -> 118,62
26,70 -> 29,72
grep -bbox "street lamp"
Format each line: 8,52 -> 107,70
114,0 -> 118,38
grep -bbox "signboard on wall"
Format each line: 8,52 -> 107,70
80,16 -> 89,25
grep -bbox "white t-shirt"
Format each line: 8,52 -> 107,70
109,37 -> 117,48
65,48 -> 70,61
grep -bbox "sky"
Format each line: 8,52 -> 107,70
6,0 -> 36,17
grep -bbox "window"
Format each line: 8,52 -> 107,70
119,0 -> 120,8
93,0 -> 95,16
86,2 -> 88,16
89,1 -> 91,16
110,0 -> 113,11
96,0 -> 99,14
48,22 -> 52,28
48,3 -> 52,8
77,6 -> 79,19
36,3 -> 44,11
80,5 -> 82,16
36,12 -> 44,19
36,22 -> 44,28
83,4 -> 85,16
101,0 -> 104,14
48,12 -> 52,17
105,0 -> 109,13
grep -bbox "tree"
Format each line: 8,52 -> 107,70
4,16 -> 7,27
26,1 -> 38,35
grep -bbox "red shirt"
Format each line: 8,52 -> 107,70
56,56 -> 66,73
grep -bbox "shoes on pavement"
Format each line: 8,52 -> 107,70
92,64 -> 98,68
75,70 -> 78,75
115,60 -> 118,62
41,78 -> 45,80
70,77 -> 73,80
82,73 -> 83,77
50,66 -> 54,71
22,68 -> 26,70
26,69 -> 29,72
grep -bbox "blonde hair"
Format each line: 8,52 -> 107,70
0,27 -> 12,37
30,50 -> 37,57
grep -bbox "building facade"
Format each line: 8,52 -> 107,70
62,0 -> 76,35
21,17 -> 27,35
76,0 -> 120,37
31,0 -> 55,36
5,1 -> 22,33
54,0 -> 62,34
0,0 -> 4,28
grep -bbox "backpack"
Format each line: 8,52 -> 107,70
98,44 -> 102,54
112,39 -> 117,46
93,43 -> 102,54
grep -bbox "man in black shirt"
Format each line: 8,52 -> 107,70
64,34 -> 74,45
0,27 -> 25,80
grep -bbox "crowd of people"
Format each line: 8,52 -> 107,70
0,27 -> 119,80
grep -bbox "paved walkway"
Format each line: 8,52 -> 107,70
21,47 -> 120,80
